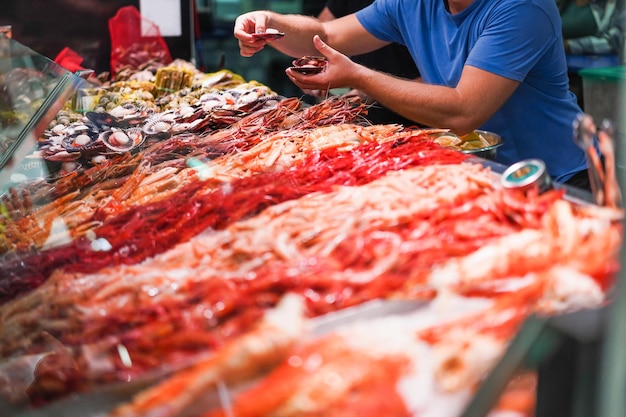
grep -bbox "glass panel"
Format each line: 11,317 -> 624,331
0,35 -> 90,187
596,58 -> 626,417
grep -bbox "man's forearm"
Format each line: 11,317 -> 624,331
264,12 -> 327,58
352,67 -> 497,134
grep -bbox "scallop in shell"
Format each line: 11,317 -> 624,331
289,56 -> 328,75
101,128 -> 145,152
62,129 -> 100,152
86,107 -> 148,129
143,115 -> 173,139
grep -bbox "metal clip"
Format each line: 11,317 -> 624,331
573,114 -> 622,208
500,159 -> 551,196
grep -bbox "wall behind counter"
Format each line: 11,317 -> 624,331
0,0 -> 326,99
0,0 -> 194,75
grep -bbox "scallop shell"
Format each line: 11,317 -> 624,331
200,93 -> 227,110
86,110 -> 148,129
143,115 -> 173,139
109,104 -> 138,119
101,128 -> 145,152
62,130 -> 100,152
85,111 -> 120,128
292,56 -> 328,67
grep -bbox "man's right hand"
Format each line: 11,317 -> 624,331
233,11 -> 274,57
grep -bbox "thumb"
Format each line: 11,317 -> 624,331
313,35 -> 336,59
255,13 -> 271,34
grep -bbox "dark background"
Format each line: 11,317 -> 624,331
0,0 -> 327,96
0,0 -> 194,74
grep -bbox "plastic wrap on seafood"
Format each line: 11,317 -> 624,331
0,156 -> 620,410
194,293 -> 529,417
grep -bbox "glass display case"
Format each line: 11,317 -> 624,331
0,34 -> 93,190
0,34 -> 623,417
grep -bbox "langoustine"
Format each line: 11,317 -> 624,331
107,263 -> 609,417
0,162 -> 500,405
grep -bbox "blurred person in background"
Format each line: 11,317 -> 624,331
558,0 -> 623,55
557,0 -> 624,108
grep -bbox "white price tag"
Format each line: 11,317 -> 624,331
139,0 -> 182,37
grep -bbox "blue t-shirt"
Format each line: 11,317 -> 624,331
356,0 -> 587,182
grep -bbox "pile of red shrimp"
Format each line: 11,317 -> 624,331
0,130 -> 466,304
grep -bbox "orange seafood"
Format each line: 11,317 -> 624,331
192,123 -> 401,181
199,293 -> 507,417
0,155 -> 621,408
0,152 -> 144,253
278,95 -> 368,130
205,333 -> 413,417
424,197 -> 622,294
108,294 -> 307,417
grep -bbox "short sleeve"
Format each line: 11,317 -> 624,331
466,1 -> 561,82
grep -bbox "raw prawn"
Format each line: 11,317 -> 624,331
424,197 -> 622,293
0,130 -> 459,303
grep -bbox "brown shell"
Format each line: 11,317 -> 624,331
292,56 -> 328,68
289,56 -> 328,75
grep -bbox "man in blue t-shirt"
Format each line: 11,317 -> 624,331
234,0 -> 590,189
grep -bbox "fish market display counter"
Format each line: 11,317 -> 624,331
0,37 -> 623,417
